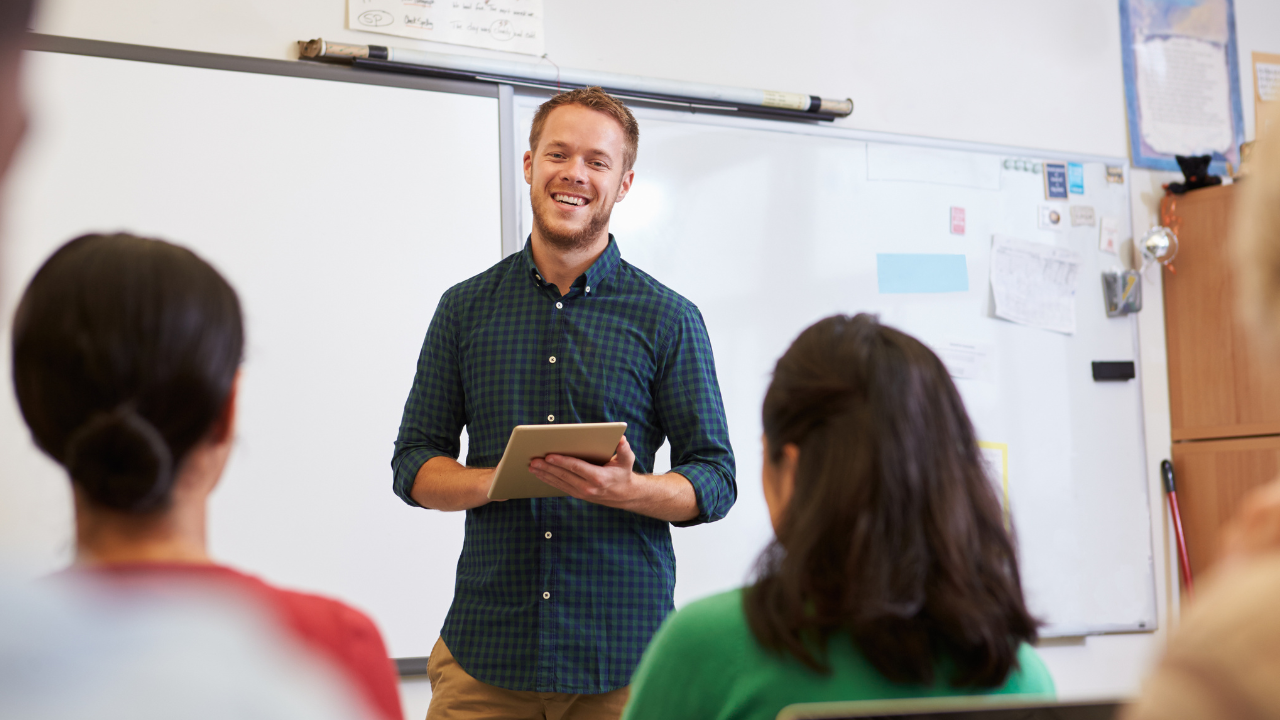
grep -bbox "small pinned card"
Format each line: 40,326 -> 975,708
1043,162 -> 1068,199
1070,205 -> 1097,227
1068,163 -> 1085,194
1039,205 -> 1067,231
950,207 -> 966,235
1099,216 -> 1121,255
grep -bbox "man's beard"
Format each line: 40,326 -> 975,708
532,192 -> 615,252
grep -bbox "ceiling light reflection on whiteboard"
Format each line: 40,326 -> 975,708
612,180 -> 666,236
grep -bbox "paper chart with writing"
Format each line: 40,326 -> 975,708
1255,51 -> 1280,137
348,0 -> 544,56
989,235 -> 1081,335
1120,0 -> 1244,172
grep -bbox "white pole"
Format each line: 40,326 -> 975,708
300,39 -> 852,117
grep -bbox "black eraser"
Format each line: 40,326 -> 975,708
1092,361 -> 1135,381
395,657 -> 430,676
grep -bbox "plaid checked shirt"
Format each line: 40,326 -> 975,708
392,236 -> 736,693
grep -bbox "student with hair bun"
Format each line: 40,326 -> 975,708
622,314 -> 1054,720
11,233 -> 402,720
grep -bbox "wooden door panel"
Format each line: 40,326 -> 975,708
1171,436 -> 1280,576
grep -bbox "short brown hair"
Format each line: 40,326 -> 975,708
747,314 -> 1038,688
528,87 -> 639,172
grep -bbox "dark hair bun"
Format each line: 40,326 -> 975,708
63,406 -> 175,513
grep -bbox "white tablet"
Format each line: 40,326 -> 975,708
487,422 -> 628,500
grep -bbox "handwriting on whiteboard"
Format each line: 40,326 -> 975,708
348,0 -> 544,56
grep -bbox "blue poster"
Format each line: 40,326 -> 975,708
1119,0 -> 1244,174
1044,162 -> 1068,199
1068,163 -> 1085,194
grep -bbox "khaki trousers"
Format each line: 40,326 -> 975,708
425,637 -> 630,720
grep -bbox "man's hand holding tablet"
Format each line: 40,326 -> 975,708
530,434 -> 641,504
488,423 -> 698,522
487,423 -> 628,500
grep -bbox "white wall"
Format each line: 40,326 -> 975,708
18,0 -> 1280,715
28,1 -> 1280,152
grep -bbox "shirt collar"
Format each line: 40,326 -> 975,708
523,235 -> 622,294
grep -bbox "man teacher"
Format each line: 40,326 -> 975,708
392,87 -> 737,719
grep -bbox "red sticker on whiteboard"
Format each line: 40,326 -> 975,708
950,207 -> 966,235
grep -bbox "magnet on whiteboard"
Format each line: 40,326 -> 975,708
1038,205 -> 1066,231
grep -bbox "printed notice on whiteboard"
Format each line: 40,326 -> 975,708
348,0 -> 544,55
977,441 -> 1009,516
934,341 -> 993,381
989,235 -> 1080,335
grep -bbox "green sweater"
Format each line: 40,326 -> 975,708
622,589 -> 1055,720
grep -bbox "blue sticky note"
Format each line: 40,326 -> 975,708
1068,162 -> 1084,194
876,254 -> 969,294
1044,162 -> 1068,199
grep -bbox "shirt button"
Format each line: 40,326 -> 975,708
556,302 -> 563,309
547,414 -> 555,422
545,531 -> 552,539
549,356 -> 557,364
586,286 -> 591,293
543,591 -> 551,600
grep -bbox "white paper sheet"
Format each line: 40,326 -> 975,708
1070,205 -> 1097,227
989,235 -> 1080,335
1258,62 -> 1280,102
1134,36 -> 1234,155
934,341 -> 993,381
1099,216 -> 1121,255
348,0 -> 545,55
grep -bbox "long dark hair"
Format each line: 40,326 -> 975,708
744,314 -> 1037,688
11,233 -> 244,514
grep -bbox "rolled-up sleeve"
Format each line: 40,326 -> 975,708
391,289 -> 467,508
654,303 -> 736,527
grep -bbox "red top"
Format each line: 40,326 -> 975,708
74,563 -> 402,720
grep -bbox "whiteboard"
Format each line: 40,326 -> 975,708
0,49 -> 500,658
514,99 -> 1157,637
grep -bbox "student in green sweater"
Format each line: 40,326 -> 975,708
622,314 -> 1054,720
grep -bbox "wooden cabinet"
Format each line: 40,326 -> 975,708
1163,184 -> 1280,574
1170,436 -> 1280,575
1163,185 -> 1280,441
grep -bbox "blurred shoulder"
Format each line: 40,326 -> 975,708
1007,643 -> 1055,696
649,588 -> 753,658
1124,554 -> 1280,720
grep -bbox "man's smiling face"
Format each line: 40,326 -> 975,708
524,103 -> 633,252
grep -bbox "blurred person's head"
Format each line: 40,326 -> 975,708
1125,102 -> 1280,720
1233,103 -> 1280,347
746,313 -> 1037,688
0,0 -> 34,187
11,233 -> 243,559
1122,552 -> 1280,720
